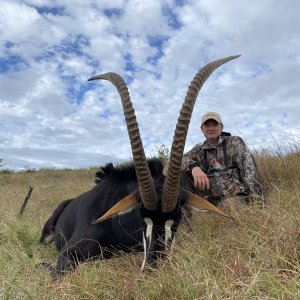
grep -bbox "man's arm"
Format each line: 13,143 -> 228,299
181,144 -> 210,190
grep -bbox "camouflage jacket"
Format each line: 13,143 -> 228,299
181,134 -> 263,199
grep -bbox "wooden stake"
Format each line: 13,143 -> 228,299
19,186 -> 33,216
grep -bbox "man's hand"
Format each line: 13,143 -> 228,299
191,166 -> 210,190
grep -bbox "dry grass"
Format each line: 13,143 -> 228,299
1,150 -> 300,299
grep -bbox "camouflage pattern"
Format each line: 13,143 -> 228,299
181,135 -> 263,200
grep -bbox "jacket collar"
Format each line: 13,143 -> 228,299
201,135 -> 229,150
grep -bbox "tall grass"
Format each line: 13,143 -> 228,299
1,149 -> 300,299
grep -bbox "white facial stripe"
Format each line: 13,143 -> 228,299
144,217 -> 153,250
141,233 -> 147,270
141,218 -> 154,270
164,219 -> 174,245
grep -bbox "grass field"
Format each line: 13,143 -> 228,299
1,150 -> 300,299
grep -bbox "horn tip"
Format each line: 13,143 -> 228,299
88,74 -> 107,81
87,76 -> 99,82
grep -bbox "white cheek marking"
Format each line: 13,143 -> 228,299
164,219 -> 174,245
141,218 -> 153,270
144,218 -> 153,250
141,233 -> 147,270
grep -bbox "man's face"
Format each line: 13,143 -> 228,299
201,119 -> 223,140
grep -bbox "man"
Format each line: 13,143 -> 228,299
181,112 -> 263,206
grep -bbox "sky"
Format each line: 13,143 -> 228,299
1,0 -> 300,170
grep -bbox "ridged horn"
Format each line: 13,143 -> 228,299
162,55 -> 241,213
88,73 -> 158,211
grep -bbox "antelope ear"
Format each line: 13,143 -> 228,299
92,192 -> 139,224
185,190 -> 233,219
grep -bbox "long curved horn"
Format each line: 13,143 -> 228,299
162,55 -> 241,213
88,73 -> 158,211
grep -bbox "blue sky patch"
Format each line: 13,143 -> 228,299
0,55 -> 28,73
251,62 -> 272,78
148,36 -> 168,60
99,109 -> 118,119
63,76 -> 91,105
5,41 -> 14,49
57,39 -> 84,56
146,36 -> 168,72
34,35 -> 92,68
162,4 -> 182,29
124,53 -> 136,73
175,0 -> 187,6
103,8 -> 123,18
71,35 -> 90,50
35,6 -> 65,16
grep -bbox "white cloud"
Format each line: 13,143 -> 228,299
0,0 -> 300,170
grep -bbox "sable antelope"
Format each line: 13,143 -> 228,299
40,55 -> 239,279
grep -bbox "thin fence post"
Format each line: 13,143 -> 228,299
19,186 -> 33,216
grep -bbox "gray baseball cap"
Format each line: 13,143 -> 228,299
201,112 -> 222,126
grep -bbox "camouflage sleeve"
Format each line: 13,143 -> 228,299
181,143 -> 203,172
234,137 -> 263,198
